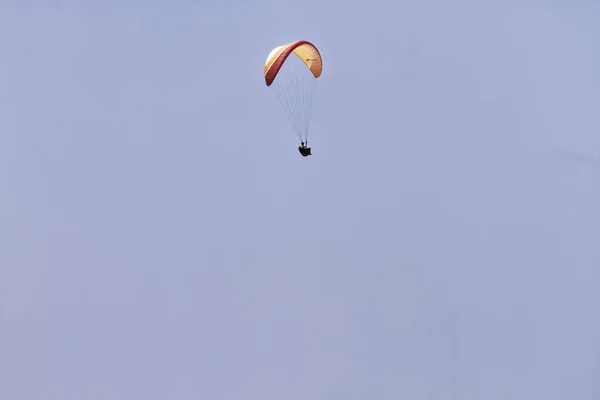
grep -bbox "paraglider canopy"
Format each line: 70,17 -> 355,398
264,40 -> 323,86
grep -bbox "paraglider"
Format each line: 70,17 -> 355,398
264,40 -> 322,157
298,141 -> 311,157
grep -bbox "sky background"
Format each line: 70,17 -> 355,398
1,0 -> 600,399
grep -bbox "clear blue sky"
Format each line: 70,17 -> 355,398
1,0 -> 599,398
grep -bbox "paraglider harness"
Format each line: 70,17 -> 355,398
299,141 -> 312,157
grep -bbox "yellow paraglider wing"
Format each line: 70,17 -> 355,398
264,40 -> 322,86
